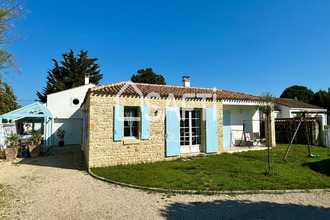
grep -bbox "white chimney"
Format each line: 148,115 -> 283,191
182,76 -> 191,87
85,73 -> 90,85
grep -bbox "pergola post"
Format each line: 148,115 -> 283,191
47,118 -> 51,148
265,112 -> 276,148
43,117 -> 47,152
50,118 -> 54,146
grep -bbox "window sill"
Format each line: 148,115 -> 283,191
123,138 -> 140,145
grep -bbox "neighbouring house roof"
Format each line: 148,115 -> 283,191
90,81 -> 260,101
275,98 -> 326,110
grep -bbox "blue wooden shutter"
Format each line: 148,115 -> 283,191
206,108 -> 218,153
223,110 -> 231,147
113,105 -> 123,141
165,107 -> 180,156
141,106 -> 150,140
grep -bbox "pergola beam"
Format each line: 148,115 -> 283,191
0,102 -> 54,151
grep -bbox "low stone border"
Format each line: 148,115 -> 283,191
87,168 -> 330,195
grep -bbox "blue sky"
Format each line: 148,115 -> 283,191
8,0 -> 330,105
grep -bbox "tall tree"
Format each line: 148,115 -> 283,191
255,92 -> 275,173
280,85 -> 314,103
312,88 -> 330,110
37,49 -> 103,103
0,0 -> 27,77
0,78 -> 19,114
131,68 -> 166,85
0,1 -> 27,113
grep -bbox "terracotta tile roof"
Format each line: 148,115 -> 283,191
90,81 -> 260,101
275,98 -> 326,110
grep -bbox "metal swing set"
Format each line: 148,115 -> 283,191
284,112 -> 320,160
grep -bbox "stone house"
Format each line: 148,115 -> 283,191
81,80 -> 275,168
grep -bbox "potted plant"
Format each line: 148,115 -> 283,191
56,128 -> 66,147
29,132 -> 42,158
0,149 -> 5,159
4,134 -> 19,160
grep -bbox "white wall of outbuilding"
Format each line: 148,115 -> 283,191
46,84 -> 95,146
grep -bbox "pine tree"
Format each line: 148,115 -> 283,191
0,78 -> 19,114
131,68 -> 166,85
312,89 -> 330,110
280,85 -> 314,103
37,49 -> 103,103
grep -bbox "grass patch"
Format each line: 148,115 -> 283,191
91,144 -> 330,191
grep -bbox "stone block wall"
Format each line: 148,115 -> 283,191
265,111 -> 276,148
82,94 -> 91,168
84,92 -> 223,168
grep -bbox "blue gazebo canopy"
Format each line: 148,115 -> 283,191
0,102 -> 53,121
0,102 -> 54,151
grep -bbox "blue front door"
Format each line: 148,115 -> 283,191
223,110 -> 231,147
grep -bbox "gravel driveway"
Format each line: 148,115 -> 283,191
0,145 -> 329,220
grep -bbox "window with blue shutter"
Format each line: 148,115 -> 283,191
206,108 -> 218,153
165,107 -> 180,156
141,106 -> 150,140
124,107 -> 139,138
113,105 -> 123,141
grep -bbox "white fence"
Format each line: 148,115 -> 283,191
325,129 -> 330,148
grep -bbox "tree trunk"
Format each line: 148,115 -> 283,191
267,113 -> 271,172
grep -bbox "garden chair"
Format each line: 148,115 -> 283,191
245,133 -> 265,147
253,132 -> 266,144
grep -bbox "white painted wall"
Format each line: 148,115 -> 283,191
277,105 -> 291,118
47,84 -> 95,119
53,119 -> 82,145
223,105 -> 260,146
47,84 -> 95,145
277,105 -> 327,126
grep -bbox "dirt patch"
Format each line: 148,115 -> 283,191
0,184 -> 16,219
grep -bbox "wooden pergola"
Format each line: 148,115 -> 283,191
0,102 -> 54,152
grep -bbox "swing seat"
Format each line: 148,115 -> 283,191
310,154 -> 320,158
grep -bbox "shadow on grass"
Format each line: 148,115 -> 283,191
304,159 -> 330,176
160,200 -> 330,220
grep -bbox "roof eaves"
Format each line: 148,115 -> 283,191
47,84 -> 96,97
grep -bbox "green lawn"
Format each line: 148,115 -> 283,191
91,144 -> 330,191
